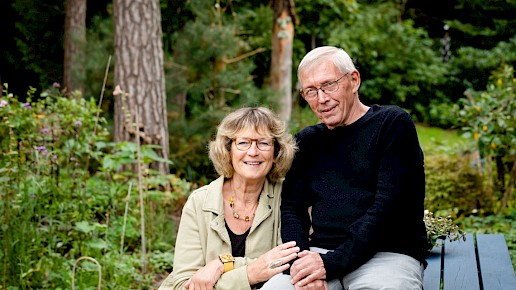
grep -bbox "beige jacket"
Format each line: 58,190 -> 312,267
159,176 -> 282,290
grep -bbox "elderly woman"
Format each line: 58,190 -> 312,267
159,107 -> 299,290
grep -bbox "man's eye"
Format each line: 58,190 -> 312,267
304,88 -> 316,95
322,81 -> 337,88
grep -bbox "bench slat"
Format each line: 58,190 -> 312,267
476,234 -> 516,290
443,233 -> 480,290
423,246 -> 442,290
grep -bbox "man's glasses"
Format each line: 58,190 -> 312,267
300,73 -> 349,100
233,138 -> 274,151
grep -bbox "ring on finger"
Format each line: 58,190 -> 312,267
269,259 -> 282,269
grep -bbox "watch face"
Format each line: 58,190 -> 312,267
220,254 -> 235,262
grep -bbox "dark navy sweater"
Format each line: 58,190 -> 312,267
281,105 -> 428,280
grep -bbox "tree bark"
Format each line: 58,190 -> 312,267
270,0 -> 297,123
63,0 -> 86,96
113,0 -> 169,175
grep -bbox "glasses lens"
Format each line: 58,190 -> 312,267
322,81 -> 339,93
235,139 -> 251,150
303,89 -> 317,99
256,140 -> 273,151
234,138 -> 273,151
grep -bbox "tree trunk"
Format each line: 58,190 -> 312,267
113,0 -> 169,175
63,0 -> 86,96
270,0 -> 297,123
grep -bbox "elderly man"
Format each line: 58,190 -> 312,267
262,46 -> 428,290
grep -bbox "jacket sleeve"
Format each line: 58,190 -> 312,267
159,188 -> 267,290
158,196 -> 205,290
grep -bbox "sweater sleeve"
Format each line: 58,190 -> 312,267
280,127 -> 321,273
320,111 -> 425,279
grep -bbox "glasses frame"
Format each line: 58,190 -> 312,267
300,73 -> 349,100
232,138 -> 274,151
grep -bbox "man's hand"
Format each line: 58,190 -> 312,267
295,279 -> 329,290
184,259 -> 224,290
290,250 -> 326,287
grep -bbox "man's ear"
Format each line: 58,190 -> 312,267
351,70 -> 361,93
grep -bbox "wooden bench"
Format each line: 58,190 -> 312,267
423,233 -> 516,290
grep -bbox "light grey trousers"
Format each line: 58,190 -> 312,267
260,248 -> 424,290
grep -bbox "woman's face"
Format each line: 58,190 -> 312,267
231,128 -> 275,183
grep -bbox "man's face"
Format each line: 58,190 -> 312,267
299,60 -> 360,129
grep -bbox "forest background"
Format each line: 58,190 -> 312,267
0,0 -> 515,289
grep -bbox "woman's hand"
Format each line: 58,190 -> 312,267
184,259 -> 224,290
246,241 -> 300,285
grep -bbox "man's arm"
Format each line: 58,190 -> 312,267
321,110 -> 426,279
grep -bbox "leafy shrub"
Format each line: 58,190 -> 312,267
454,64 -> 516,213
424,211 -> 466,251
424,153 -> 487,215
0,84 -> 189,289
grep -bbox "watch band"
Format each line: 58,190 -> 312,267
219,254 -> 235,272
222,260 -> 234,272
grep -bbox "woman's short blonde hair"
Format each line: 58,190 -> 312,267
209,107 -> 297,182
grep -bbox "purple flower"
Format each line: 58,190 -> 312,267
74,121 -> 82,127
23,102 -> 32,109
53,82 -> 61,88
0,100 -> 7,107
70,157 -> 76,161
40,128 -> 50,134
52,155 -> 58,159
35,145 -> 48,156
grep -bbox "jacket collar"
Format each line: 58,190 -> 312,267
203,176 -> 275,226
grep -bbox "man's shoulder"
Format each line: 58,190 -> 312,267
296,123 -> 326,138
372,104 -> 409,116
370,104 -> 413,125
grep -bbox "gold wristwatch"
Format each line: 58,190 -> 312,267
219,254 -> 235,272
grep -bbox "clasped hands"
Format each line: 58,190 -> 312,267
184,243 -> 328,290
290,250 -> 328,290
185,241 -> 301,290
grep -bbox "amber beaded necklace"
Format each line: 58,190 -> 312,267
229,181 -> 259,222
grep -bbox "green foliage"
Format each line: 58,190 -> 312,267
10,0 -> 64,88
82,13 -> 115,111
166,1 -> 276,182
327,2 -> 448,116
424,153 -> 486,215
456,65 -> 515,158
424,211 -> 466,251
0,85 -> 189,289
454,65 -> 516,212
416,124 -> 467,155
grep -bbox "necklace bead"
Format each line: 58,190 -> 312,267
229,195 -> 256,222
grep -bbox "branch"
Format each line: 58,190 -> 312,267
223,48 -> 266,64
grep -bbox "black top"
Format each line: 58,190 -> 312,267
281,105 -> 428,279
226,223 -> 250,257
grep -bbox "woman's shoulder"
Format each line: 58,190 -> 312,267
185,177 -> 224,204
